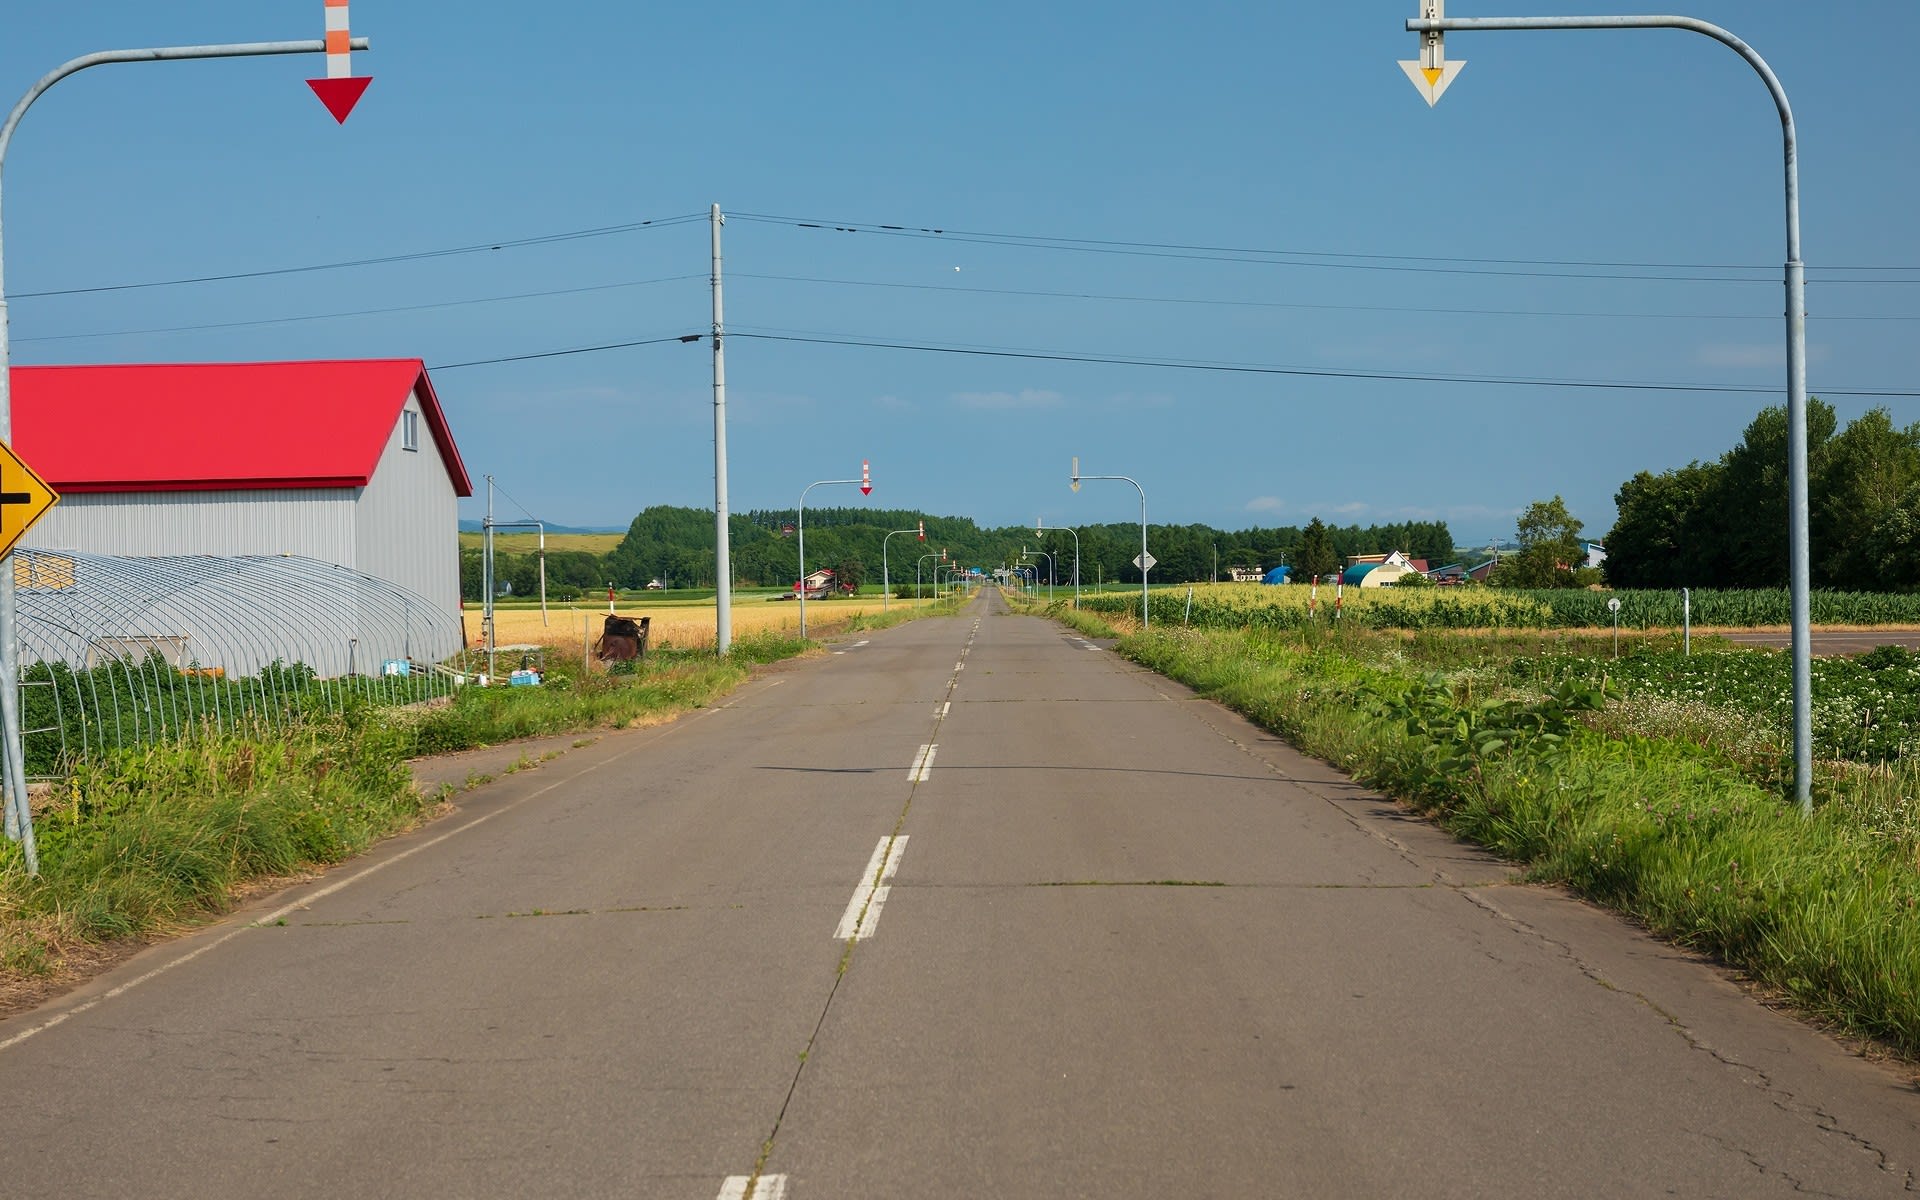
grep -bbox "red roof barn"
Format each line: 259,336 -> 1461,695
10,359 -> 471,632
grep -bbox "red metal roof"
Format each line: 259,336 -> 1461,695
10,359 -> 472,497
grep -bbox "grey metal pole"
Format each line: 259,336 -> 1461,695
483,478 -> 496,677
1406,13 -> 1812,811
881,528 -> 918,612
1073,472 -> 1149,627
0,37 -> 364,869
1028,551 -> 1054,603
796,477 -> 863,639
1037,523 -> 1081,609
710,204 -> 732,656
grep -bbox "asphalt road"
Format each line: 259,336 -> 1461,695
1720,629 -> 1920,654
3,590 -> 1916,1198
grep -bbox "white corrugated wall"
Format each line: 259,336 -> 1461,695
353,382 -> 463,662
26,490 -> 355,560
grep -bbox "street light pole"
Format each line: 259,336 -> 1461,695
881,526 -> 922,611
796,473 -> 867,639
1070,462 -> 1150,628
917,552 -> 942,602
1036,521 -> 1081,609
0,36 -> 367,871
1403,8 -> 1815,812
1027,550 -> 1054,604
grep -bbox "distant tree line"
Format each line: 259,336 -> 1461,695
1606,401 -> 1920,591
461,504 -> 1456,600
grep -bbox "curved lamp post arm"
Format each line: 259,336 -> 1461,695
1406,12 -> 1809,812
881,527 -> 920,611
1072,471 -> 1149,628
796,477 -> 863,639
1037,523 -> 1081,608
0,35 -> 368,868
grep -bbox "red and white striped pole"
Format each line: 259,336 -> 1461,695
307,0 -> 372,123
1335,571 -> 1345,622
1309,573 -> 1319,618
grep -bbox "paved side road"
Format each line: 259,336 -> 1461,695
1720,629 -> 1920,654
1,591 -> 1915,1198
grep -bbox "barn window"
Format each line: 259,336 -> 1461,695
402,408 -> 419,451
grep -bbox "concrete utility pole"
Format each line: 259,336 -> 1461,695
710,204 -> 732,656
0,35 -> 374,874
1399,7 -> 1816,812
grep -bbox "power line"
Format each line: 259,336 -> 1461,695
429,334 -> 698,372
728,211 -> 1920,286
14,213 -> 706,299
15,274 -> 706,345
425,322 -> 1916,397
734,271 -> 1915,323
721,328 -> 1919,399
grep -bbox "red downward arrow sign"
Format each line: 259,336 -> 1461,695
308,77 -> 372,124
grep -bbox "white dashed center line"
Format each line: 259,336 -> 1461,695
834,836 -> 909,941
907,743 -> 938,782
717,1175 -> 788,1199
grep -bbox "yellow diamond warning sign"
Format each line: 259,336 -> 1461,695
0,440 -> 59,560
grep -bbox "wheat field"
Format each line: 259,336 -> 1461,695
462,595 -> 940,657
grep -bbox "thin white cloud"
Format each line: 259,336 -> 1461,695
952,388 -> 1063,409
1244,496 -> 1286,513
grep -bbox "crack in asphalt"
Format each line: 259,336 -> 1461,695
1459,885 -> 1918,1192
739,607 -> 985,1198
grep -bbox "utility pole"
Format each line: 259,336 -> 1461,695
710,204 -> 732,655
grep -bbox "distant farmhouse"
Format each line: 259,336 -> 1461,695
12,359 -> 472,671
1343,551 -> 1428,587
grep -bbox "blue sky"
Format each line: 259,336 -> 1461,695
3,1 -> 1914,546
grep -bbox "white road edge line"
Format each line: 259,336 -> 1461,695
718,1175 -> 789,1199
834,836 -> 909,940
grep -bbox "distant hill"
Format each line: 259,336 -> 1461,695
459,503 -> 1457,601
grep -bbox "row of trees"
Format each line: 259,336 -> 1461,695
1606,402 -> 1920,591
461,506 -> 1459,600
